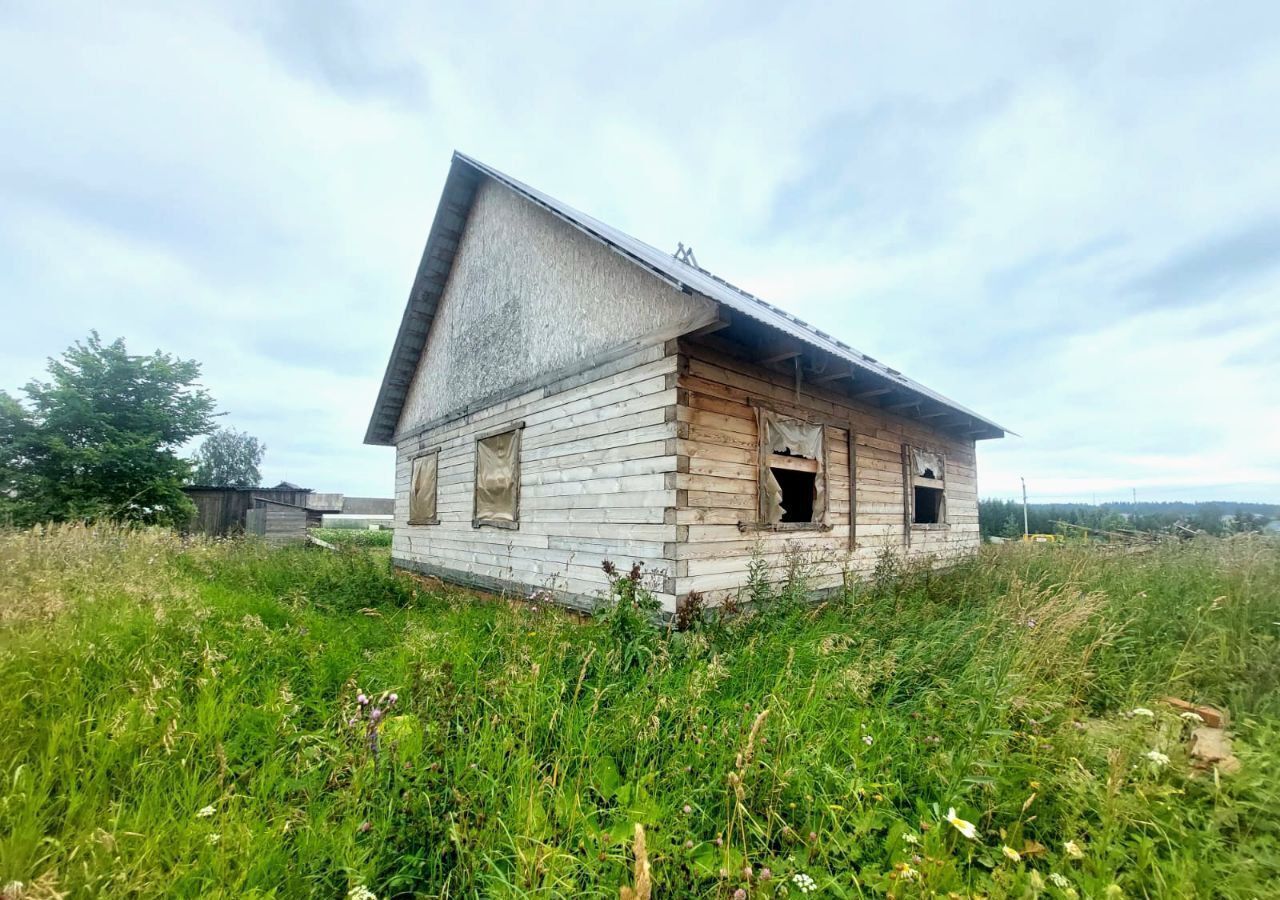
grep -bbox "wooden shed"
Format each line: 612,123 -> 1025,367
245,498 -> 309,546
366,153 -> 1007,614
183,485 -> 312,537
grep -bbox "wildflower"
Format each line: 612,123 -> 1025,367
1049,872 -> 1071,888
1064,840 -> 1084,859
682,804 -> 692,814
808,831 -> 817,842
862,734 -> 874,746
895,862 -> 920,881
903,832 -> 920,846
1103,884 -> 1124,898
945,807 -> 978,840
1129,707 -> 1155,718
3,882 -> 25,900
369,708 -> 383,723
357,693 -> 369,706
1145,749 -> 1170,766
207,833 -> 220,845
760,868 -> 773,881
387,693 -> 398,705
733,890 -> 747,900
347,887 -> 377,900
1001,845 -> 1021,861
196,805 -> 216,818
358,820 -> 371,833
684,839 -> 693,850
792,872 -> 817,894
1179,711 -> 1203,723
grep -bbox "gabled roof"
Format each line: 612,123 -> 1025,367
366,151 -> 1007,445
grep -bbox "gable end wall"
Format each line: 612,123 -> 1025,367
394,343 -> 681,612
398,178 -> 716,432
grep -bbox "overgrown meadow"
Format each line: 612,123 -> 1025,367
0,527 -> 1277,898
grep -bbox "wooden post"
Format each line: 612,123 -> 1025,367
848,428 -> 856,552
1021,476 -> 1029,538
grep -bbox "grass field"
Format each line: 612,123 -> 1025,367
0,527 -> 1277,898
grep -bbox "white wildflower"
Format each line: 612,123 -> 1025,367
207,833 -> 220,845
1179,711 -> 1204,723
1129,707 -> 1155,718
902,832 -> 920,845
1145,749 -> 1170,766
792,872 -> 817,894
862,734 -> 874,746
2,882 -> 24,900
1064,840 -> 1084,859
945,807 -> 978,840
1049,872 -> 1071,888
196,805 -> 216,818
896,862 -> 919,881
347,887 -> 377,900
1001,844 -> 1021,861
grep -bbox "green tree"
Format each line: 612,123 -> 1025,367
191,428 -> 265,487
0,332 -> 217,526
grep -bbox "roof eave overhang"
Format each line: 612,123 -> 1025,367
364,155 -> 483,446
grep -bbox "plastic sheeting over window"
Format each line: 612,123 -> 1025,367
474,428 -> 521,526
408,452 -> 438,524
912,448 -> 943,481
759,410 -> 826,525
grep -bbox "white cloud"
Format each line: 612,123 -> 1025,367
1,0 -> 1278,501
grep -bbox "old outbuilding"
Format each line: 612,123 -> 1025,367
366,153 -> 1007,613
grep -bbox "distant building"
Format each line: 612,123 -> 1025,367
183,485 -> 312,537
183,485 -> 393,536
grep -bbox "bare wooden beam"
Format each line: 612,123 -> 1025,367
688,310 -> 732,337
813,366 -> 856,384
918,410 -> 948,419
887,398 -> 921,412
853,386 -> 892,400
759,340 -> 805,365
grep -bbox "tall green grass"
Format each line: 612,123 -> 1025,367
0,527 -> 1276,898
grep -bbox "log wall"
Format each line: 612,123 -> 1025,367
392,343 -> 680,611
673,338 -> 980,604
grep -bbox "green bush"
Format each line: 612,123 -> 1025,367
312,527 -> 393,549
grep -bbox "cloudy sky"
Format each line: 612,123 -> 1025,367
2,2 -> 1278,502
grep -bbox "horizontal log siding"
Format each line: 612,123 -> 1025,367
674,340 -> 980,604
392,344 -> 679,611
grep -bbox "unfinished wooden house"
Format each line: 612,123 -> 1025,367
366,153 -> 1006,614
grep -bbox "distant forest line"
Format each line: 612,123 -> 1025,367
978,499 -> 1279,540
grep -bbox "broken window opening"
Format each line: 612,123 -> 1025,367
913,484 -> 944,525
772,463 -> 817,522
758,409 -> 826,527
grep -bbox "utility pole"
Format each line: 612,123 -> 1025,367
1021,476 -> 1029,538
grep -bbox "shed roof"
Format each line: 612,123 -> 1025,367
366,152 -> 1008,445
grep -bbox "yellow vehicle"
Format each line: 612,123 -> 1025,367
1021,533 -> 1061,543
